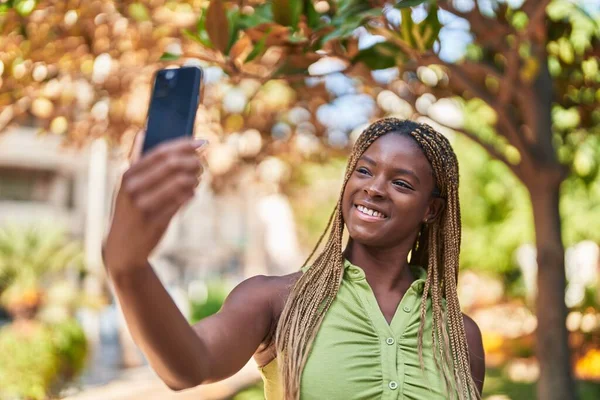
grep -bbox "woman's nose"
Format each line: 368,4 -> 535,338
364,178 -> 386,198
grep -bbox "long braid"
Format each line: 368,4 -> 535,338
276,118 -> 479,399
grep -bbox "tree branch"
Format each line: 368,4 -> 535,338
369,26 -> 531,157
524,0 -> 552,44
523,0 -> 552,27
183,49 -> 359,84
423,51 -> 499,105
498,37 -> 520,104
370,28 -> 498,103
436,121 -> 522,178
459,60 -> 503,82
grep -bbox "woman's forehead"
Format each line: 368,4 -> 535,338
362,134 -> 429,166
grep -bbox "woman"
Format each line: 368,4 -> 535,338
103,118 -> 485,400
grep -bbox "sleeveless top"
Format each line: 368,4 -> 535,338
259,259 -> 453,399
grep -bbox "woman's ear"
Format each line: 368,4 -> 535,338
423,197 -> 445,224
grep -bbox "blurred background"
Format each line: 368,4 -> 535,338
0,0 -> 599,399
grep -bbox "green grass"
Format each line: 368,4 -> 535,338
232,380 -> 264,400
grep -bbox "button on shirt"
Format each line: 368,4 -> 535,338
260,260 -> 452,400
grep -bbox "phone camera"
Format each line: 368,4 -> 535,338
165,70 -> 175,80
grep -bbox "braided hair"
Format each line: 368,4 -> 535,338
275,117 -> 478,399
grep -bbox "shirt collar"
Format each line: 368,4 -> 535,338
343,259 -> 427,294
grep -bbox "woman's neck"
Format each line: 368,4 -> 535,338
342,239 -> 416,292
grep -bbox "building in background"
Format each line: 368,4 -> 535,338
0,126 -> 115,236
0,124 -> 303,380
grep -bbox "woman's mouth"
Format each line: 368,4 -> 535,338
354,204 -> 387,221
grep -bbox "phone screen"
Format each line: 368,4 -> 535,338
142,66 -> 203,154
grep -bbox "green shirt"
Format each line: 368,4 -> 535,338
260,259 -> 452,399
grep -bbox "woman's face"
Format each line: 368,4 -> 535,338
341,133 -> 443,248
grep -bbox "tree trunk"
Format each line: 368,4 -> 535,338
527,172 -> 576,400
522,54 -> 577,400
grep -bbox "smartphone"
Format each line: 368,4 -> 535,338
142,66 -> 203,154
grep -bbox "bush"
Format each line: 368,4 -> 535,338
0,318 -> 87,400
0,224 -> 85,320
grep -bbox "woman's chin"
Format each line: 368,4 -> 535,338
347,227 -> 386,247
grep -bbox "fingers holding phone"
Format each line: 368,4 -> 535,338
126,138 -> 207,215
104,66 -> 206,276
105,137 -> 208,276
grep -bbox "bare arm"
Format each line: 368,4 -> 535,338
104,133 -> 275,391
110,266 -> 274,390
463,314 -> 486,394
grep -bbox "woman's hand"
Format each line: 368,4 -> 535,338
103,131 -> 207,277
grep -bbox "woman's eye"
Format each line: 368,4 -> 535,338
393,181 -> 413,190
356,167 -> 370,175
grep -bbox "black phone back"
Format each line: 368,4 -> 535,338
142,66 -> 203,154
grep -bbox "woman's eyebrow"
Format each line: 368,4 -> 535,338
359,155 -> 421,184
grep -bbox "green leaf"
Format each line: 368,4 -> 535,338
511,11 -> 529,32
160,52 -> 180,61
353,42 -> 400,70
237,4 -> 273,29
582,58 -> 599,80
466,44 -> 483,61
573,4 -> 600,31
290,0 -> 304,28
324,9 -> 382,43
128,2 -> 150,22
14,0 -> 36,16
399,8 -> 415,47
305,0 -> 320,29
272,0 -> 303,28
336,0 -> 371,16
226,8 -> 241,54
193,10 -> 213,48
0,0 -> 15,14
246,34 -> 268,63
183,28 -> 211,48
420,4 -> 441,49
323,23 -> 358,43
547,1 -> 573,21
394,0 -> 428,9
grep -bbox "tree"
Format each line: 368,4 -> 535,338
391,3 -> 598,399
161,1 -> 599,398
2,1 -> 599,398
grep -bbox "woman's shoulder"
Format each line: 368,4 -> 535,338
234,270 -> 302,298
462,314 -> 485,392
232,271 -> 303,324
246,271 -> 302,366
259,271 -> 303,316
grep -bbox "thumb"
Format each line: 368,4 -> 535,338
129,130 -> 146,163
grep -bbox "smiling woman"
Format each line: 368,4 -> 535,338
104,118 -> 484,400
273,118 -> 484,400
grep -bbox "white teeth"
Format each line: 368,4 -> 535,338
357,205 -> 385,218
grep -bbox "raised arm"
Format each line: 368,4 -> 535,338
104,133 -> 275,390
110,265 -> 275,390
